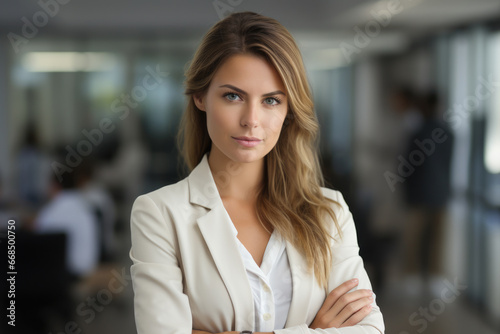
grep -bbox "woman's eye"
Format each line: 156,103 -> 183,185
225,93 -> 240,101
264,97 -> 279,105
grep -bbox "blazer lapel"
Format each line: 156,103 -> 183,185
189,153 -> 255,329
196,205 -> 255,329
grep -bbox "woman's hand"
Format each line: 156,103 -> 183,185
309,279 -> 373,329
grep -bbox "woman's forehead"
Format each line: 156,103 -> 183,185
210,54 -> 286,94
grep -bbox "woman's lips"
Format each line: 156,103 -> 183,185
232,136 -> 262,147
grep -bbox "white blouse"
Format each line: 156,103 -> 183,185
226,210 -> 293,331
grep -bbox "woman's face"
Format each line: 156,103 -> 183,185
194,53 -> 288,164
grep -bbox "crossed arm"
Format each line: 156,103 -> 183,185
192,278 -> 375,334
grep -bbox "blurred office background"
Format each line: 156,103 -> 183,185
0,0 -> 499,333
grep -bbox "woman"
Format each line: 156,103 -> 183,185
129,11 -> 385,334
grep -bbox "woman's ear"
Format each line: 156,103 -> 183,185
193,93 -> 206,112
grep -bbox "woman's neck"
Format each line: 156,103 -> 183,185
207,148 -> 264,202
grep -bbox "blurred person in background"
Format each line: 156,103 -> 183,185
15,123 -> 52,210
78,158 -> 117,263
34,157 -> 99,281
95,110 -> 150,207
389,86 -> 424,158
391,86 -> 424,133
401,90 -> 454,296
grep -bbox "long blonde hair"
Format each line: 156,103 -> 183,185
176,11 -> 341,289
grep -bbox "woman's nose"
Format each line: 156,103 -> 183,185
241,101 -> 259,127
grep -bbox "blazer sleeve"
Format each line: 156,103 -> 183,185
274,190 -> 385,334
129,194 -> 192,334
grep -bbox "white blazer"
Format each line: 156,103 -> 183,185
129,153 -> 385,333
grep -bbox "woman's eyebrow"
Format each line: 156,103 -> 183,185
219,84 -> 285,97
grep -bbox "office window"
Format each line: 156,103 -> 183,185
485,32 -> 500,175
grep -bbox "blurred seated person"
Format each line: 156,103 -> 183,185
16,123 -> 52,209
78,159 -> 117,262
34,161 -> 99,281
